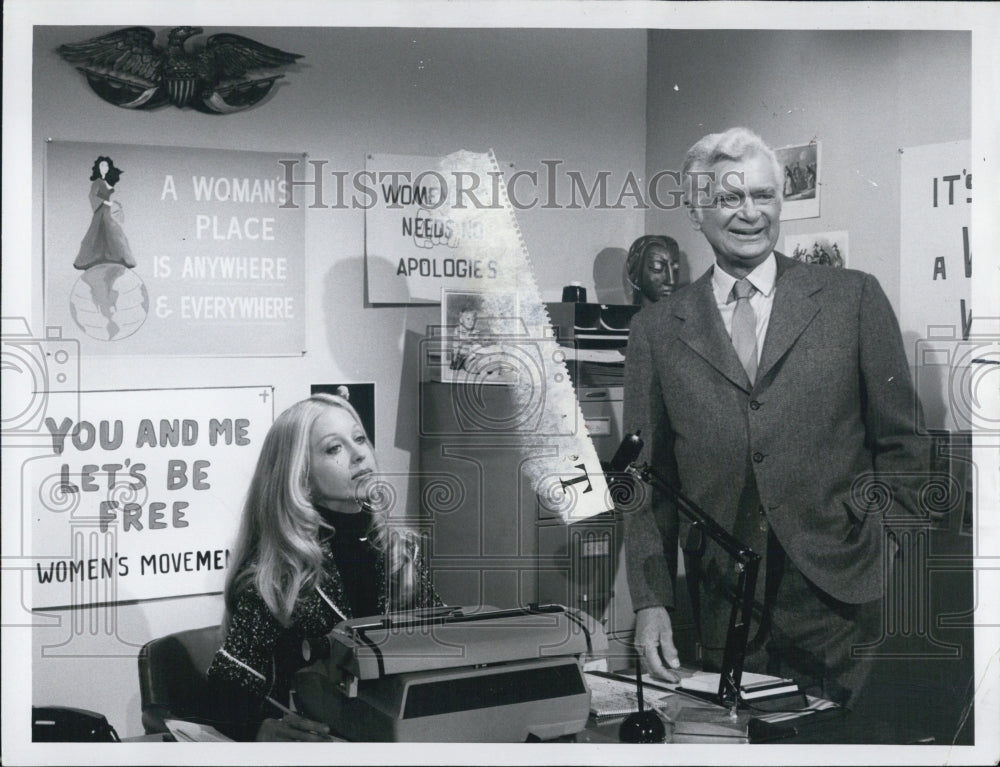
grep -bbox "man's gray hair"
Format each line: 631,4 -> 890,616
682,127 -> 782,201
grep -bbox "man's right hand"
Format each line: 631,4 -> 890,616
635,606 -> 682,682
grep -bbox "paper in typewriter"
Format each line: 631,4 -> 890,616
434,149 -> 612,522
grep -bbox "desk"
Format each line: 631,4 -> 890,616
121,733 -> 172,742
571,666 -> 941,745
576,706 -> 935,745
124,716 -> 931,744
127,676 -> 934,744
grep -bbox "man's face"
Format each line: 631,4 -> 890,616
687,152 -> 781,276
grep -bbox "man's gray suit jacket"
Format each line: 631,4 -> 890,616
622,253 -> 932,614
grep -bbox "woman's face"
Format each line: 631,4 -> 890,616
308,406 -> 376,512
98,161 -> 109,177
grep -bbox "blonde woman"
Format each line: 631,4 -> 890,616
207,393 -> 440,740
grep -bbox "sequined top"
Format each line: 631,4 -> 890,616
206,523 -> 441,740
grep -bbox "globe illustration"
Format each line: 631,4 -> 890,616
69,263 -> 150,341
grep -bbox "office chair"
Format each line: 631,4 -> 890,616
137,625 -> 223,734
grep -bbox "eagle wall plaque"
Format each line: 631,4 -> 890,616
58,26 -> 302,114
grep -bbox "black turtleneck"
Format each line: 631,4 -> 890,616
317,506 -> 381,618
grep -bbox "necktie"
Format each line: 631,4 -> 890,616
730,278 -> 758,384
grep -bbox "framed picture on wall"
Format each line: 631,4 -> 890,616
783,230 -> 848,268
776,141 -> 821,220
438,288 -> 523,384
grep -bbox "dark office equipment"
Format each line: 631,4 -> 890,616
137,624 -> 222,734
561,283 -> 587,303
32,706 -> 120,742
545,301 -> 639,350
294,604 -> 605,742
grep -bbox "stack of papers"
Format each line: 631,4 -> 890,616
680,670 -> 797,696
585,672 -> 672,720
164,719 -> 233,742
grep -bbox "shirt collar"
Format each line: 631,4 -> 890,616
712,252 -> 777,303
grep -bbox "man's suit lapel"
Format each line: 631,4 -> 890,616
673,254 -> 823,392
757,254 -> 823,383
675,269 -> 752,392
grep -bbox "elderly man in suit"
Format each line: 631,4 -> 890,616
623,127 -> 931,708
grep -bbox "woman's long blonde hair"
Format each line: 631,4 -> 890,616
222,394 -> 418,629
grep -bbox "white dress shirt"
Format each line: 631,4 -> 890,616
711,253 -> 777,365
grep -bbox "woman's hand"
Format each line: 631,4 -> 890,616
255,712 -> 340,741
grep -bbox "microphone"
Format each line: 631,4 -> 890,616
618,655 -> 666,743
609,432 -> 665,742
604,431 -> 645,513
609,431 -> 643,473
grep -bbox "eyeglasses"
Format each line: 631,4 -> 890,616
709,189 -> 779,209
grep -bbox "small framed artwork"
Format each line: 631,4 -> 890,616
784,230 -> 848,268
775,141 -> 821,220
438,288 -> 522,384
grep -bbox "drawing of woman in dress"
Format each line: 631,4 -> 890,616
73,156 -> 136,270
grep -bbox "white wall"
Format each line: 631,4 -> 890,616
26,25 -> 648,737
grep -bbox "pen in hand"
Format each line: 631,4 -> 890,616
265,696 -> 343,741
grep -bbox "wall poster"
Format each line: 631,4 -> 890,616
28,386 -> 273,609
44,141 -> 306,356
898,140 -> 974,432
364,152 -> 515,304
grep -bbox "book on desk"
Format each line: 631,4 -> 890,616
678,670 -> 807,711
584,669 -> 838,743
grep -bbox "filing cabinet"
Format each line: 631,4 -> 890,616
529,386 -> 636,667
418,381 -> 637,664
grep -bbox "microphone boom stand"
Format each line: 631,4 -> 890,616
625,459 -> 760,713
